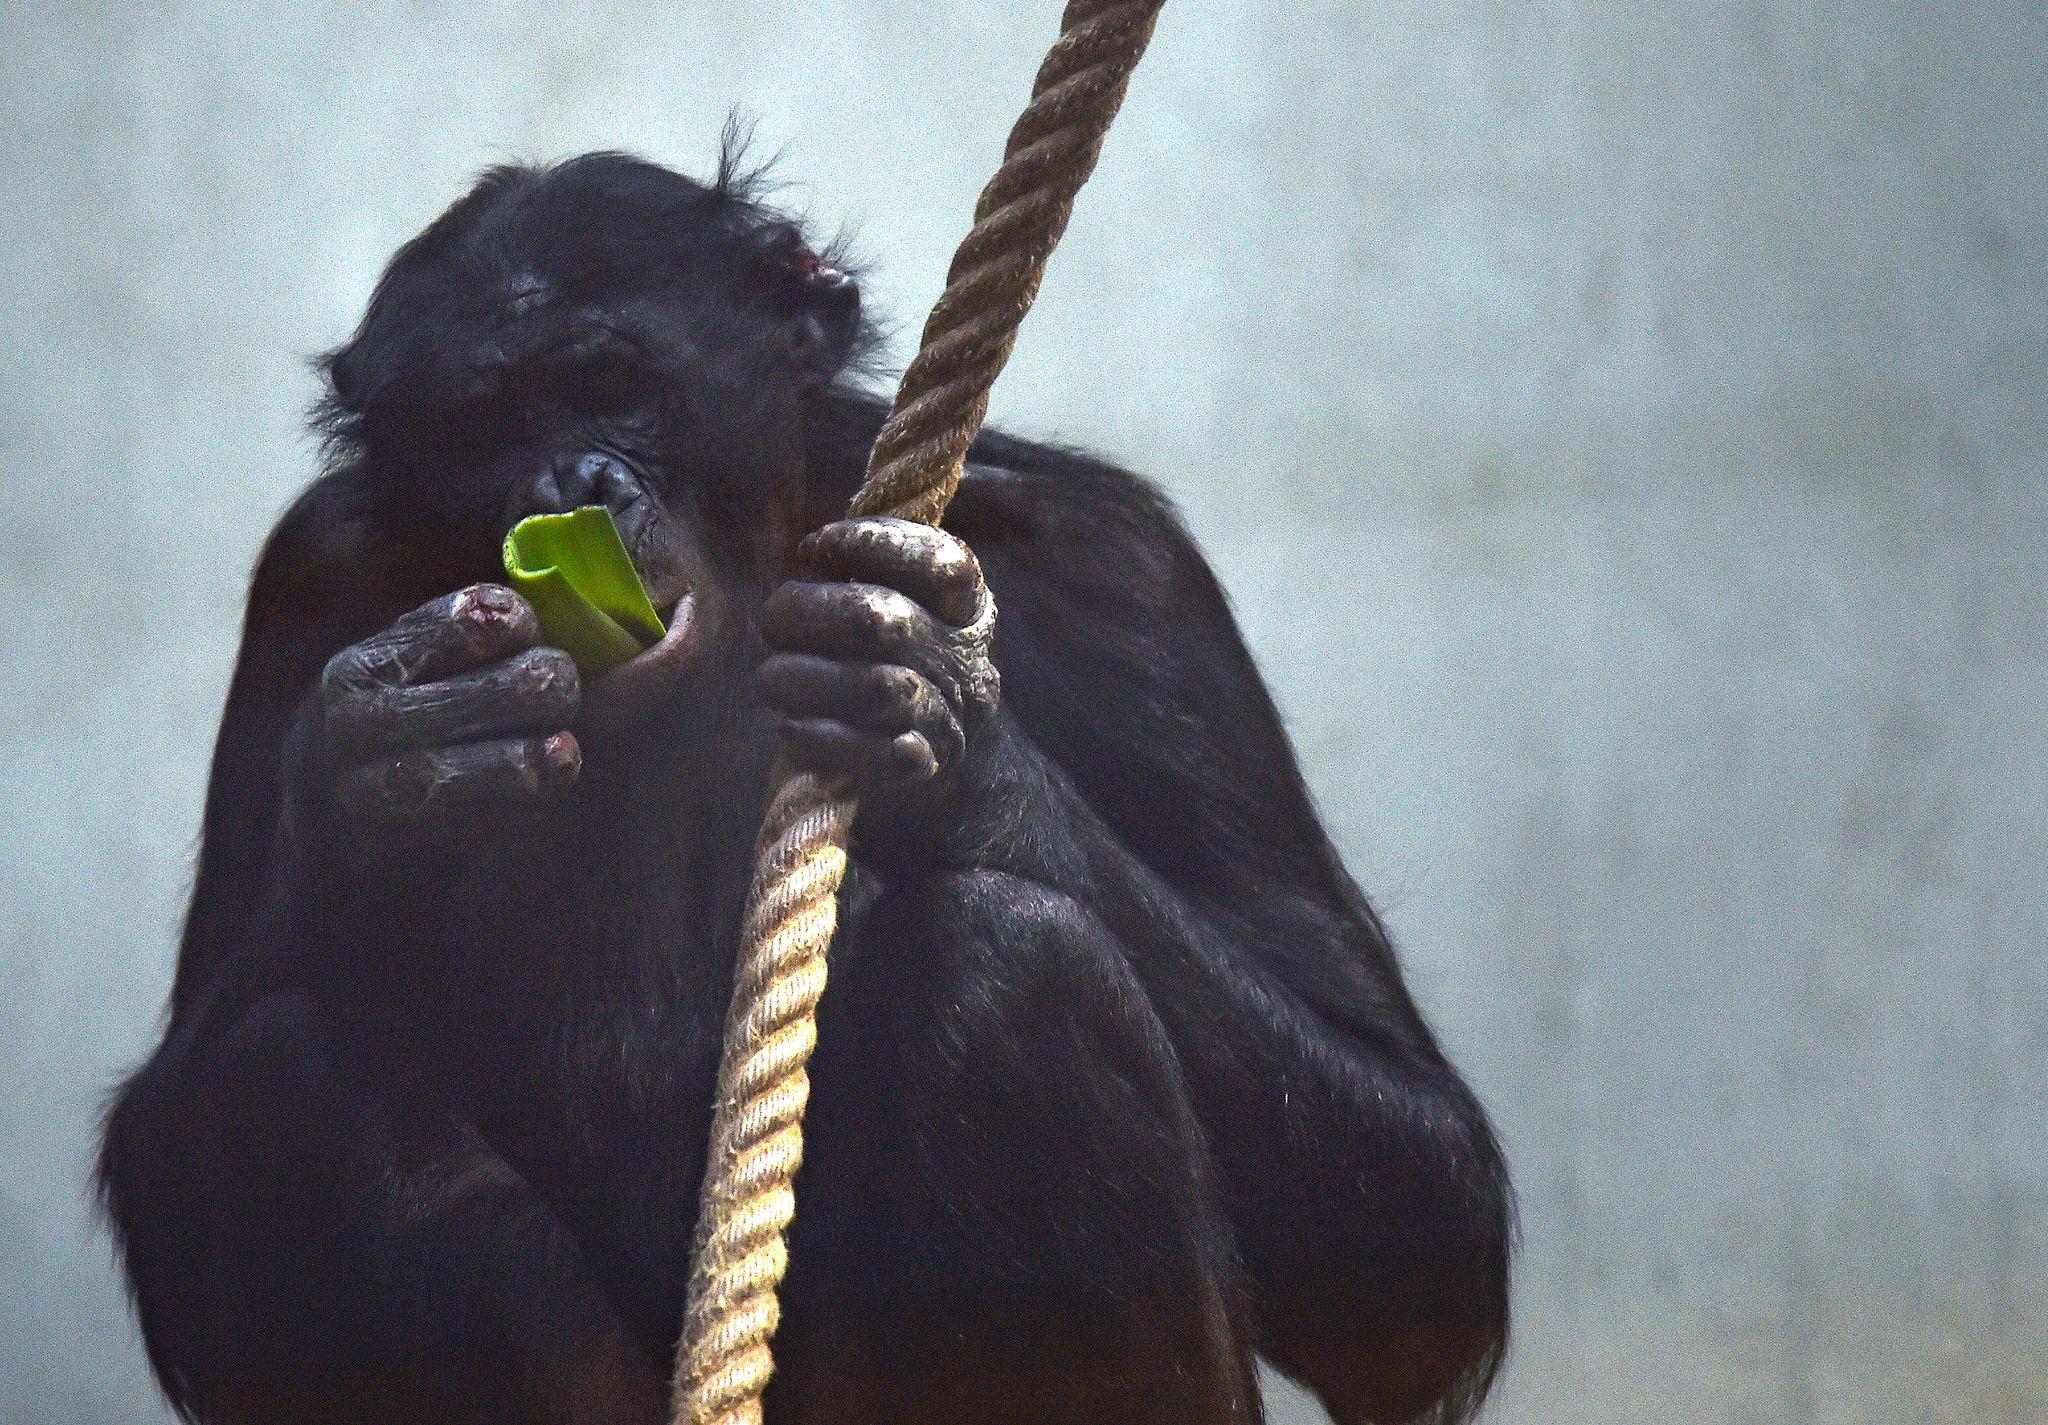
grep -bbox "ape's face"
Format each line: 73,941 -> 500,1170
319,152 -> 864,656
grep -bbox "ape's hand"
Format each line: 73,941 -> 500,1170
302,585 -> 583,825
756,517 -> 999,790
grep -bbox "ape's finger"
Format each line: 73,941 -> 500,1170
755,655 -> 920,728
756,655 -> 965,769
326,646 -> 580,755
334,732 -> 581,822
757,580 -> 945,670
798,517 -> 986,628
323,584 -> 543,700
776,718 -> 940,786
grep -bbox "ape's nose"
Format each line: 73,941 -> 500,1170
518,449 -> 640,521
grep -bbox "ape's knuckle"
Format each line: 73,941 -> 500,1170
857,515 -> 911,541
857,596 -> 901,639
452,581 -> 518,615
876,664 -> 921,705
514,646 -> 580,700
928,540 -> 974,582
882,595 -> 924,637
320,644 -> 374,700
845,520 -> 914,571
350,684 -> 404,731
956,661 -> 1000,727
805,522 -> 848,556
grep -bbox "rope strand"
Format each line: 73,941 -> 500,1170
669,4 -> 1167,1422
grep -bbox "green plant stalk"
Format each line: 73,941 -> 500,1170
502,506 -> 666,675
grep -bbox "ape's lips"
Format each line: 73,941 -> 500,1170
591,502 -> 703,697
568,526 -> 704,719
584,588 -> 702,718
598,506 -> 716,731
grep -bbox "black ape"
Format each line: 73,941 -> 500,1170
100,151 -> 1511,1425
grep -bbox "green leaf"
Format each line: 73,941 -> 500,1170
502,506 -> 667,676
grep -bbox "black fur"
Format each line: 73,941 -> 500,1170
100,149 -> 1511,1425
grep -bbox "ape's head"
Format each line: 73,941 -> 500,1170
318,150 -> 870,667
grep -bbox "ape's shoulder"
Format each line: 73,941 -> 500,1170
946,428 -> 1385,968
957,428 -> 1178,522
248,468 -> 455,641
950,431 -> 1218,623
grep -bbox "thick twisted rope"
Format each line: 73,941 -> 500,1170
669,5 -> 1168,1422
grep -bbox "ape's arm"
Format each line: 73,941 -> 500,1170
108,473 -> 651,1423
169,471 -> 580,1013
928,722 -> 1511,1423
945,449 -> 1513,1423
169,473 -> 412,1014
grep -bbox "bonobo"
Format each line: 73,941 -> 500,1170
99,150 -> 1511,1425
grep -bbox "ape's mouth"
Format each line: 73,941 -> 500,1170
508,449 -> 695,609
505,447 -> 709,700
585,588 -> 703,719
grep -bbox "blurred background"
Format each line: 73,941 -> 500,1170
3,3 -> 2043,1422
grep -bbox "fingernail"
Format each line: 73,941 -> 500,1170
539,732 -> 582,781
460,585 -> 511,626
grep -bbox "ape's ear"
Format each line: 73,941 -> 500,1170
763,240 -> 863,385
789,272 -> 862,384
322,339 -> 368,413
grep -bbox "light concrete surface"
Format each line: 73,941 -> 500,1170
2,4 -> 2042,1422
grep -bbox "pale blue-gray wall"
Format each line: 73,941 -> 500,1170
2,4 -> 2042,1423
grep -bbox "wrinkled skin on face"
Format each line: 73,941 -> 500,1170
98,150 -> 1511,1425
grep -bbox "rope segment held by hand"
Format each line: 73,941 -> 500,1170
669,4 -> 1169,1423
